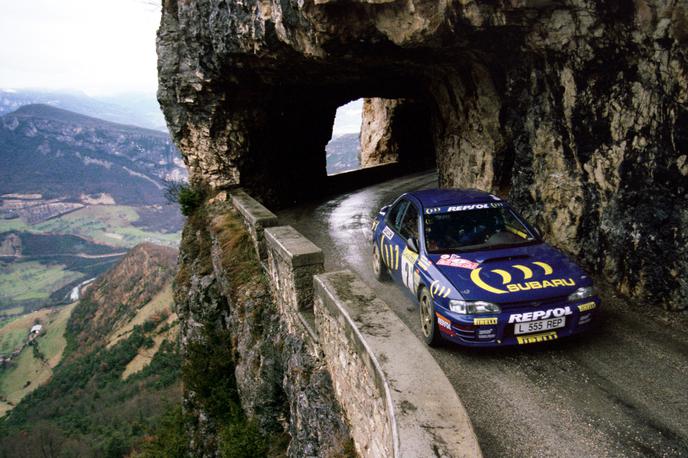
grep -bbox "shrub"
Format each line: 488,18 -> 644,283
137,405 -> 188,458
218,420 -> 268,458
164,180 -> 205,216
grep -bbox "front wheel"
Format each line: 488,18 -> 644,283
419,288 -> 442,347
372,244 -> 389,281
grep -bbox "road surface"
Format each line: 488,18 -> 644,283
278,171 -> 688,457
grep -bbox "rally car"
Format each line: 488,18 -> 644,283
371,189 -> 599,347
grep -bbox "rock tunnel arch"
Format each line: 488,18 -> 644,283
233,75 -> 457,206
158,0 -> 688,309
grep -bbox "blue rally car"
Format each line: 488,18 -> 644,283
371,189 -> 600,347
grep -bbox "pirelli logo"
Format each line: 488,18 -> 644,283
517,331 -> 558,345
473,317 -> 498,325
577,301 -> 596,312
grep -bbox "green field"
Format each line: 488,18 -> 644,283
0,303 -> 75,416
0,325 -> 25,357
32,205 -> 180,247
0,307 -> 24,317
0,219 -> 30,233
0,261 -> 82,303
0,204 -> 180,313
0,205 -> 180,248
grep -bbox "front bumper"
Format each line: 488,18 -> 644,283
434,297 -> 600,347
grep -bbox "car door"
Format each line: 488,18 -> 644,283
397,201 -> 421,294
380,199 -> 408,284
383,198 -> 420,290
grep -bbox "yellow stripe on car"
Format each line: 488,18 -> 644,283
492,269 -> 512,284
533,261 -> 553,275
513,264 -> 533,279
470,268 -> 508,294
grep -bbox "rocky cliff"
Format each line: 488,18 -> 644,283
158,0 -> 687,310
174,204 -> 351,456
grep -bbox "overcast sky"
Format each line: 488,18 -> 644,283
0,0 -> 159,95
0,0 -> 362,134
331,99 -> 363,137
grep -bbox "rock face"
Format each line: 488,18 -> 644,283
359,98 -> 401,168
175,207 -> 350,456
158,3 -> 687,303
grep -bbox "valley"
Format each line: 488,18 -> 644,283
0,244 -> 180,456
0,103 -> 183,318
0,203 -> 180,317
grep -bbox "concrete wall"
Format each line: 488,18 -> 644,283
230,189 -> 481,457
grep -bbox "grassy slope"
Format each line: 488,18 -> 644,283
0,244 -> 181,456
122,319 -> 178,379
107,283 -> 174,348
0,307 -> 24,317
0,205 -> 181,249
0,303 -> 76,416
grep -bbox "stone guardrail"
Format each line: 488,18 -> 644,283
230,189 -> 482,457
231,188 -> 278,262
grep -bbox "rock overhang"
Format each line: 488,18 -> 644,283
158,0 -> 688,309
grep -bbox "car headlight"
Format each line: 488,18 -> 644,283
449,300 -> 501,315
568,286 -> 594,302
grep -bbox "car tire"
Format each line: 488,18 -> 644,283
419,288 -> 442,347
372,244 -> 389,281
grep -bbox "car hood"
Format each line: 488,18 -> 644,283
429,242 -> 590,303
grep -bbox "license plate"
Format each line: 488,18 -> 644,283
514,317 -> 566,335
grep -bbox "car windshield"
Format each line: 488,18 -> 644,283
424,205 -> 537,253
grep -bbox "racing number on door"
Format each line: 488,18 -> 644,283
401,248 -> 418,293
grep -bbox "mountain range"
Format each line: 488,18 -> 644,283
0,104 -> 186,205
0,89 -> 166,131
325,133 -> 361,175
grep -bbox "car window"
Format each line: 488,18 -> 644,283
386,199 -> 410,232
399,203 -> 419,241
424,205 -> 536,253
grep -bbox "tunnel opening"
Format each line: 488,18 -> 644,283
325,99 -> 366,175
325,96 -> 436,180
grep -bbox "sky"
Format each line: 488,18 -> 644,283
332,99 -> 363,137
0,0 -> 362,134
0,0 -> 160,95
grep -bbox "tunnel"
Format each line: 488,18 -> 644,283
233,73 -> 448,207
158,1 -> 688,309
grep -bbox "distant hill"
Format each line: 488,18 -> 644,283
325,133 -> 361,175
0,243 -> 180,456
0,89 -> 166,131
0,104 -> 186,205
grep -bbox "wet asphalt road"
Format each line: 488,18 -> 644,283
278,171 -> 688,458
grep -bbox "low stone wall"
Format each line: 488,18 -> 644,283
264,225 -> 323,338
231,189 -> 482,457
231,189 -> 278,261
315,271 -> 481,458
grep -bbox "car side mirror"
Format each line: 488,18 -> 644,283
407,237 -> 419,253
380,205 -> 390,214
